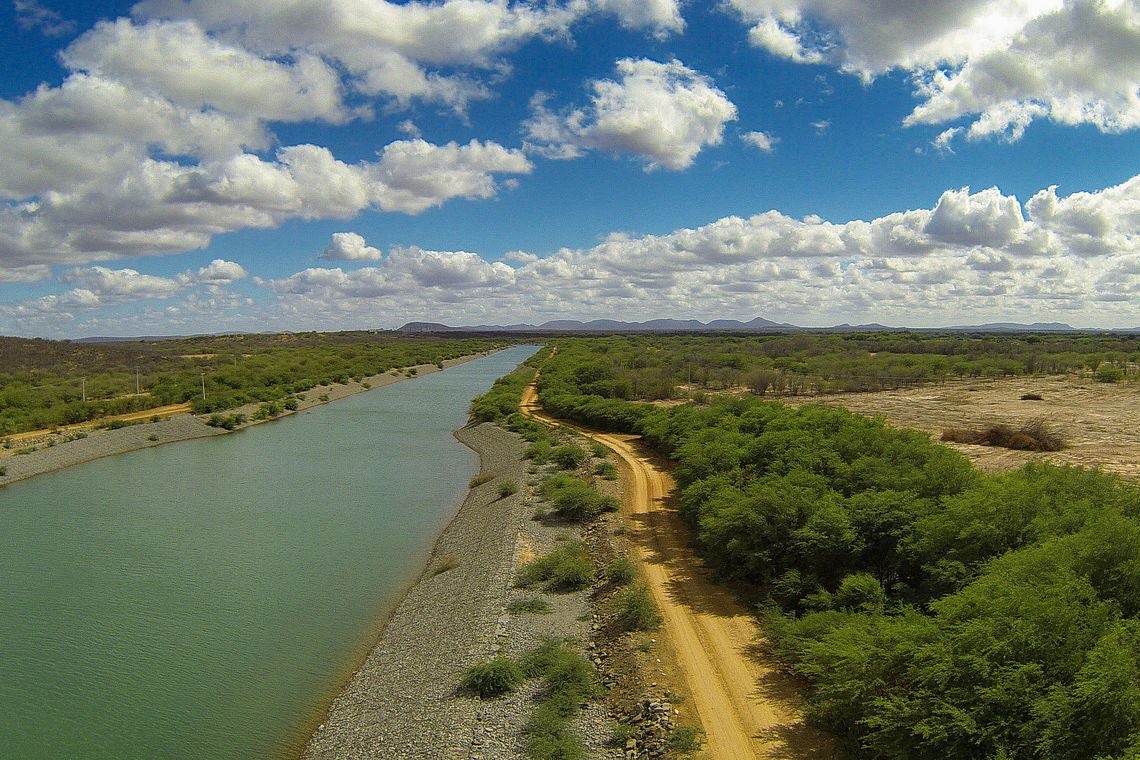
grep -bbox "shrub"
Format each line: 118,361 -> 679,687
667,726 -> 703,755
516,541 -> 594,592
146,434 -> 159,442
551,444 -> 587,470
469,473 -> 494,488
460,656 -> 523,698
605,556 -> 637,586
590,441 -> 608,458
613,584 -> 661,631
526,439 -> 553,464
0,466 -> 7,476
508,597 -> 552,614
1020,392 -> 1044,401
834,572 -> 887,612
498,480 -> 520,498
1096,364 -> 1125,383
941,417 -> 1063,451
541,474 -> 619,521
593,460 -> 618,480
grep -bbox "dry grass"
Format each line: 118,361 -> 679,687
941,417 -> 1064,452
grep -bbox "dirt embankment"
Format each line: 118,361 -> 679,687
783,375 -> 1140,481
520,384 -> 836,759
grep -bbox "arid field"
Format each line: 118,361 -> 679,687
786,375 -> 1140,482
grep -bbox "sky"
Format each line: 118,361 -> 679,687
0,0 -> 1138,338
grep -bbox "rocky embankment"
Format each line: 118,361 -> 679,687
303,419 -> 690,759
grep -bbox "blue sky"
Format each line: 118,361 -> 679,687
1,0 -> 1138,337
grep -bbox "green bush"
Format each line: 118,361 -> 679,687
520,639 -> 601,759
667,725 -> 703,755
460,656 -> 524,698
551,444 -> 587,470
508,596 -> 552,614
593,460 -> 618,480
613,584 -> 661,631
605,556 -> 637,586
541,474 -> 619,521
590,440 -> 608,458
516,541 -> 594,592
498,480 -> 520,498
526,439 -> 553,464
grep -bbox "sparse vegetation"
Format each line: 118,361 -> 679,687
605,556 -> 637,586
516,540 -> 594,592
507,596 -> 552,614
498,480 -> 520,498
460,656 -> 524,698
551,444 -> 587,470
469,473 -> 494,488
613,584 -> 661,632
593,460 -> 618,479
1020,392 -> 1044,401
667,725 -> 703,755
539,473 -> 618,521
941,417 -> 1064,451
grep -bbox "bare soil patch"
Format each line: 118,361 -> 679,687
784,376 -> 1140,481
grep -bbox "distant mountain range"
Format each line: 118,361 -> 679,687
397,318 -> 1116,333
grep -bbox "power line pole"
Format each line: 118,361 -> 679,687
200,373 -> 206,401
81,377 -> 86,403
136,369 -> 140,395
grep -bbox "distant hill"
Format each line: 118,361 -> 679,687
945,322 -> 1077,332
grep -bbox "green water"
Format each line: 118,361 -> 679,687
0,345 -> 537,759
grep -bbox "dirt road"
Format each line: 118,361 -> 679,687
520,384 -> 831,758
5,402 -> 193,444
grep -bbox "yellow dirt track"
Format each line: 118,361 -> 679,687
520,383 -> 832,758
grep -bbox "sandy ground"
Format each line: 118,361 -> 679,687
782,375 -> 1140,482
521,384 -> 835,759
0,353 -> 489,487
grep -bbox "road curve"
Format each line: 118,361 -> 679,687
520,383 -> 832,759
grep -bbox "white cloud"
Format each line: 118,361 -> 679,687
0,138 -> 531,271
591,0 -> 685,37
63,19 -> 351,124
14,0 -> 76,36
524,58 -> 738,171
132,0 -> 586,112
728,0 -> 1140,141
250,175 -> 1140,330
1,258 -> 248,320
742,130 -> 779,152
321,232 -> 383,261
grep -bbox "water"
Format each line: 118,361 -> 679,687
0,345 -> 537,759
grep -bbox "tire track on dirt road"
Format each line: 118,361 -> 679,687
520,383 -> 833,759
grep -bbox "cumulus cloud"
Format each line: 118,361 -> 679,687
250,174 -> 1140,330
742,130 -> 779,152
0,137 -> 531,272
321,232 -> 383,261
591,0 -> 684,37
63,19 -> 352,124
132,0 -> 587,112
728,0 -> 1140,141
524,58 -> 738,171
0,259 -> 248,321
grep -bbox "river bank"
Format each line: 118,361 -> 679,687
303,418 -> 633,760
0,353 -> 490,488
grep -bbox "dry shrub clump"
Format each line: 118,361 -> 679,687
941,417 -> 1064,452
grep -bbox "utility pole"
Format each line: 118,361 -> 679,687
136,369 -> 140,395
81,377 -> 86,403
200,373 -> 206,401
